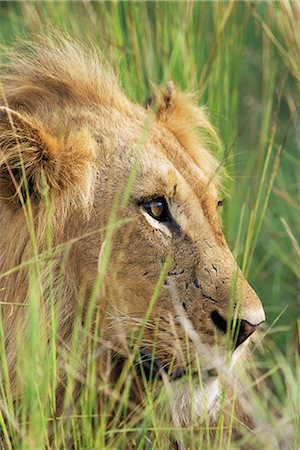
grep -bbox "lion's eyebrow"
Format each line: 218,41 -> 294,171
165,169 -> 177,198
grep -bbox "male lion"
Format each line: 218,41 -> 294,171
0,35 -> 265,445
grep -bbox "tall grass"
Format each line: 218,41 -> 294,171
0,1 -> 299,449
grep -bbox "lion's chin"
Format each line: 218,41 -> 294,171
167,377 -> 220,426
154,346 -> 248,426
134,344 -> 247,426
165,344 -> 248,426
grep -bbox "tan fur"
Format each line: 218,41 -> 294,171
0,35 -> 265,441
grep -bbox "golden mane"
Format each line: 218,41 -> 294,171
0,34 -> 132,115
0,34 -> 221,186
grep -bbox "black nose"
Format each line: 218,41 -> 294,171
234,319 -> 259,347
211,310 -> 260,349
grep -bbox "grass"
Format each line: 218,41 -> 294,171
0,1 -> 299,449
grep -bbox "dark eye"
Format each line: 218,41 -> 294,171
217,199 -> 224,208
142,197 -> 171,222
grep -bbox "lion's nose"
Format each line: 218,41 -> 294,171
234,319 -> 259,348
210,310 -> 263,349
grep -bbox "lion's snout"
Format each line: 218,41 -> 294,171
210,309 -> 263,349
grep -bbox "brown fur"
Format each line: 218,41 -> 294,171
0,35 -> 265,444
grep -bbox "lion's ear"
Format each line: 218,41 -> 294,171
146,82 -> 220,155
145,81 -> 175,113
0,106 -> 59,205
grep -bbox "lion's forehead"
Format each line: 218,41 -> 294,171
84,106 -> 219,204
136,137 -> 219,213
89,104 -> 221,238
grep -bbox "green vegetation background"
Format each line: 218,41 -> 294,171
0,1 -> 299,448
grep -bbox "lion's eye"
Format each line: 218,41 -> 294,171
217,199 -> 224,208
143,197 -> 171,222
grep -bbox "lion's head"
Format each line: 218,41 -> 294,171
0,35 -> 264,424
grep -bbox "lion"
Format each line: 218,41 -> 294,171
0,35 -> 265,446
